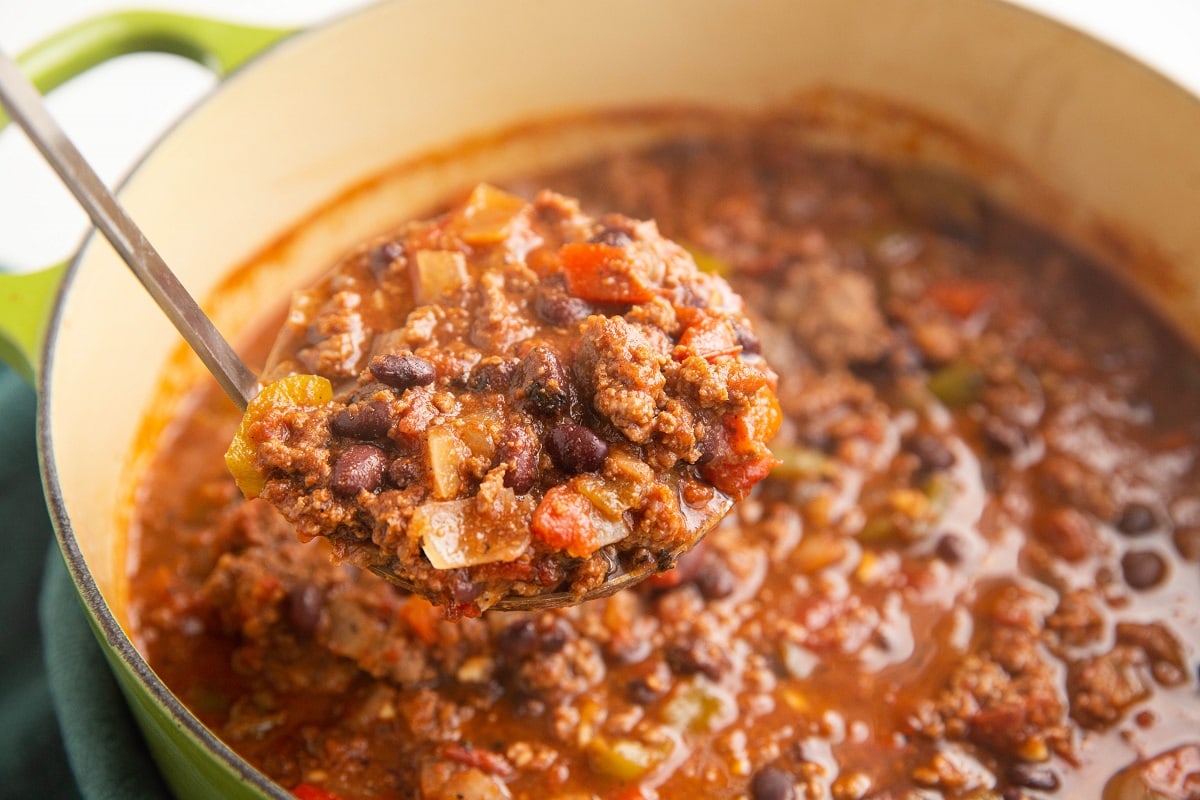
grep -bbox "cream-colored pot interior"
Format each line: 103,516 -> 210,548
42,0 -> 1200,797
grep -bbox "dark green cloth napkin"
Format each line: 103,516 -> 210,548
0,366 -> 168,799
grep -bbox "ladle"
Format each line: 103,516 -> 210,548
0,48 -> 731,610
0,48 -> 258,410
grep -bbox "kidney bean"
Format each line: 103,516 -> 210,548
750,766 -> 796,800
1122,550 -> 1167,590
286,583 -> 324,637
331,399 -> 393,440
331,444 -> 388,495
517,347 -> 571,414
370,353 -> 436,391
1116,501 -> 1158,536
495,425 -> 539,495
545,421 -> 609,474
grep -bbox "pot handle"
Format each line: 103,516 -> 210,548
0,11 -> 297,383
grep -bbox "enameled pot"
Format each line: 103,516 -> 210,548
2,1 -> 1199,797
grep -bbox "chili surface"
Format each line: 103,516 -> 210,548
130,119 -> 1200,800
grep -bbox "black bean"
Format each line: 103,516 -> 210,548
370,353 -> 436,391
496,616 -> 570,661
694,554 -> 736,600
330,444 -> 388,495
367,240 -> 405,278
517,347 -> 572,414
750,765 -> 796,800
907,432 -> 956,472
1174,527 -> 1200,561
626,677 -> 664,705
286,583 -> 324,637
1007,763 -> 1060,791
331,399 -> 393,440
545,421 -> 609,474
450,576 -> 480,606
535,276 -> 592,327
468,357 -> 517,392
665,639 -> 728,681
538,618 -> 571,654
624,662 -> 672,705
1116,501 -> 1158,536
588,227 -> 634,247
935,533 -> 967,565
387,457 -> 421,488
496,619 -> 540,660
496,425 -> 539,495
1122,550 -> 1167,590
733,322 -> 762,355
981,416 -> 1028,456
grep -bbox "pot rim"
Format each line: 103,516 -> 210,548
33,0 -> 1200,796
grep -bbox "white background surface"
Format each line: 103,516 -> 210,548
1,0 -> 1198,272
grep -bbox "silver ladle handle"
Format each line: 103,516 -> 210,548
0,48 -> 257,410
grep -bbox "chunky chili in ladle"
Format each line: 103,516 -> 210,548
0,53 -> 779,616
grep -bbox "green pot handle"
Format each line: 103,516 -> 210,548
0,10 -> 297,384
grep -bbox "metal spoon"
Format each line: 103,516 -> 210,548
0,48 -> 731,610
0,48 -> 257,410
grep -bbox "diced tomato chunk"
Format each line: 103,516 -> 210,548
398,596 -> 441,645
699,397 -> 783,499
531,485 -> 598,557
560,242 -> 657,304
700,453 -> 779,501
675,315 -> 741,361
926,279 -> 996,318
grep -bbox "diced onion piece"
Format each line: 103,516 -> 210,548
224,374 -> 333,498
587,737 -> 672,781
427,426 -> 469,500
574,474 -> 644,520
532,484 -> 630,558
457,184 -> 527,246
413,249 -> 468,304
559,242 -> 657,304
591,510 -> 631,550
662,677 -> 734,733
455,414 -> 498,462
413,498 -> 531,569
